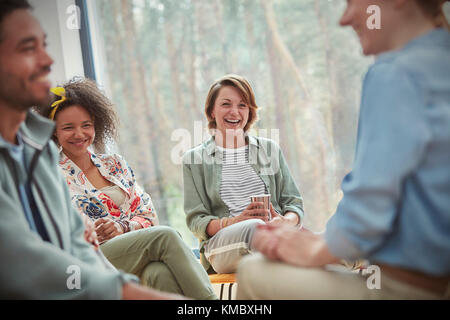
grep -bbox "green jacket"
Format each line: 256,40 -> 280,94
183,135 -> 304,271
0,111 -> 136,299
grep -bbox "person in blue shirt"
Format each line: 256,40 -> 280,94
237,0 -> 450,299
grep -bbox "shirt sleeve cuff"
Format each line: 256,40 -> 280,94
196,216 -> 220,241
282,206 -> 304,226
130,216 -> 152,229
324,215 -> 365,261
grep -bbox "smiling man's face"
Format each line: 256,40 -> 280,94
0,9 -> 54,111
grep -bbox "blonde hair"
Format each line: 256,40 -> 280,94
205,74 -> 258,132
416,0 -> 450,30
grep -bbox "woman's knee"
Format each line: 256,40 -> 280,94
125,225 -> 184,254
238,219 -> 265,243
207,220 -> 265,273
240,218 -> 265,229
150,225 -> 181,239
141,261 -> 171,284
141,261 -> 182,294
210,257 -> 239,274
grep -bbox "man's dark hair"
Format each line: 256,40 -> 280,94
0,0 -> 32,41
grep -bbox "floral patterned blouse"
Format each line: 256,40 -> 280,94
59,151 -> 159,230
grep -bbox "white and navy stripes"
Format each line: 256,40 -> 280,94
219,145 -> 267,216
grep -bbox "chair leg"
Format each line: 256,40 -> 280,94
219,284 -> 224,300
228,283 -> 234,300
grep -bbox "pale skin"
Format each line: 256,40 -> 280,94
341,0 -> 436,56
206,85 -> 299,237
0,9 -> 185,300
252,0 -> 442,269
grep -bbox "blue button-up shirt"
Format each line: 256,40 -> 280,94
325,29 -> 450,276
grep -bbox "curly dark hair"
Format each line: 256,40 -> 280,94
38,77 -> 119,153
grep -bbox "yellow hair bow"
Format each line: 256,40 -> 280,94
49,87 -> 67,120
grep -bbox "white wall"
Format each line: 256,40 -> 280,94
30,0 -> 85,86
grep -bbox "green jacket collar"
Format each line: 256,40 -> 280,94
0,110 -> 56,151
204,135 -> 259,156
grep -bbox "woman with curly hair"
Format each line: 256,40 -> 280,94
39,78 -> 216,300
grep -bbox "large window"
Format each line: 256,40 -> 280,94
85,0 -> 372,247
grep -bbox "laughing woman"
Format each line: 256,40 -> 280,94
183,74 -> 305,274
39,78 -> 216,300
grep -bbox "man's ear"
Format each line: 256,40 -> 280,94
438,2 -> 450,29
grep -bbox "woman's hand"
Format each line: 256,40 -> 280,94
267,204 -> 299,227
207,202 -> 270,236
95,217 -> 124,243
267,204 -> 285,226
236,201 -> 270,223
82,214 -> 99,250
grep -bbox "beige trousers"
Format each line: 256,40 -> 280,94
237,253 -> 447,300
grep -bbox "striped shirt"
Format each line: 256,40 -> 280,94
219,145 -> 267,216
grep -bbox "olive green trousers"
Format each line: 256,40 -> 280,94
100,225 -> 216,300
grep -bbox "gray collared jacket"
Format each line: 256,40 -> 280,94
0,111 -> 136,299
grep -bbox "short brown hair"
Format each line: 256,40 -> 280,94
205,74 -> 259,132
38,77 -> 119,153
